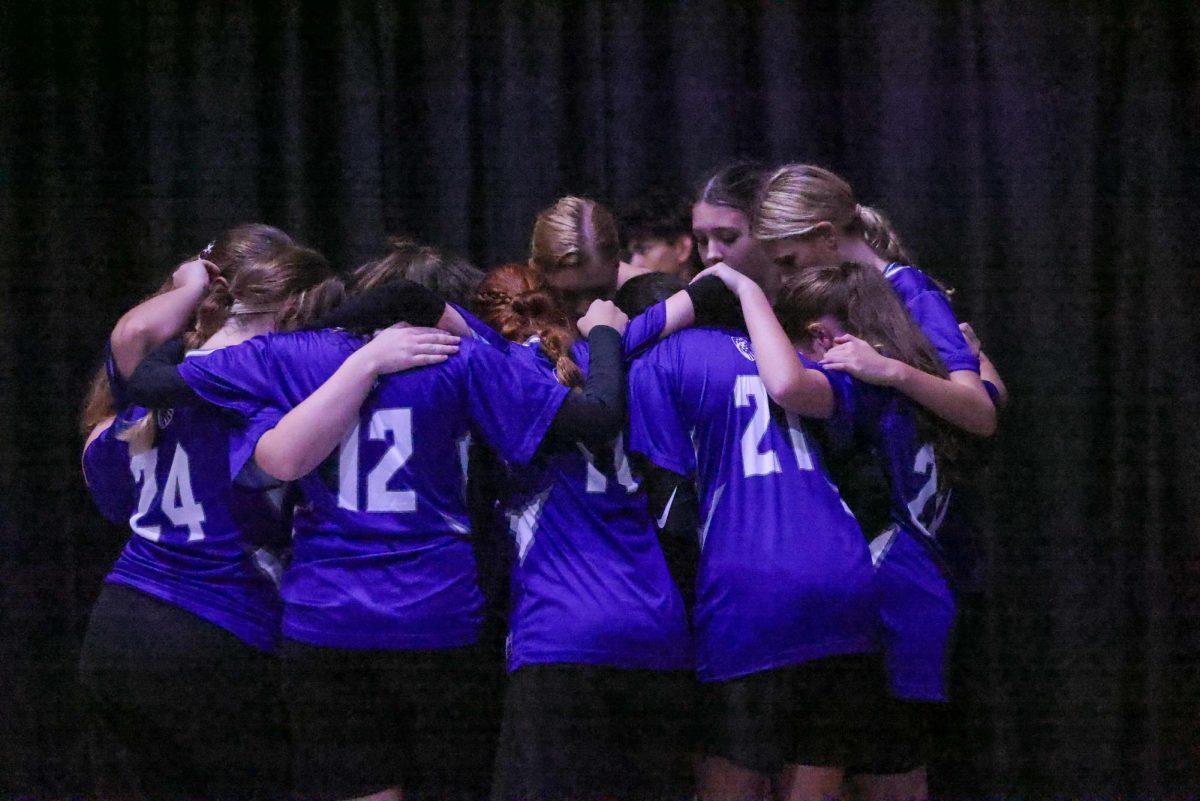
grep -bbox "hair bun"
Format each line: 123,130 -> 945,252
511,289 -> 554,319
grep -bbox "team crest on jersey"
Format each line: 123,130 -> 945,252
156,408 -> 175,428
732,336 -> 755,362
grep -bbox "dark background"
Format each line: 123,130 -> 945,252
2,1 -> 1198,797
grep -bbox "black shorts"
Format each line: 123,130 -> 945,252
847,693 -> 941,775
491,663 -> 696,801
78,583 -> 289,800
281,638 -> 501,801
701,652 -> 883,774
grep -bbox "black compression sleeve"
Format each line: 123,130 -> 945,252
540,325 -> 626,450
125,338 -> 198,407
310,279 -> 446,334
642,465 -> 699,616
685,275 -> 746,330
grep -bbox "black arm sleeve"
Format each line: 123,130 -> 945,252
540,325 -> 626,451
641,463 -> 699,618
686,275 -> 747,331
310,279 -> 446,334
125,338 -> 199,408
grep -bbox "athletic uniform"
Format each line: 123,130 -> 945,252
628,328 -> 879,773
852,263 -> 994,772
78,347 -> 289,800
492,337 -> 692,801
176,329 -> 568,800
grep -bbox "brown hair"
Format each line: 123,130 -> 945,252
81,224 -> 296,433
80,365 -> 115,435
474,263 -> 583,389
122,245 -> 343,451
529,196 -> 620,277
696,161 -> 768,219
351,236 -> 483,306
184,245 -> 342,349
204,224 -> 294,280
776,261 -> 964,483
755,164 -> 912,265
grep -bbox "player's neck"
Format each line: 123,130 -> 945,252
837,237 -> 890,270
201,315 -> 276,350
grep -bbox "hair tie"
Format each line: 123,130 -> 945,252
200,240 -> 215,259
230,301 -> 281,316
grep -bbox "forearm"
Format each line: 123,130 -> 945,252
110,283 -> 207,376
542,326 -> 626,448
125,339 -> 198,407
738,285 -> 833,418
253,348 -> 379,481
658,291 -> 696,339
890,365 -> 997,436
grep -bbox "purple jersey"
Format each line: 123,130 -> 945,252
83,406 -> 146,525
823,374 -> 952,549
103,356 -> 287,652
882,263 -> 980,374
628,329 -> 877,682
502,339 -> 690,672
178,330 -> 569,650
822,371 -> 956,700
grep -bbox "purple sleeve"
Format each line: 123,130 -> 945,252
628,344 -> 695,476
622,300 -> 667,359
177,332 -> 352,476
983,379 -> 1000,405
177,337 -> 284,420
904,291 -> 981,373
807,356 -> 859,447
451,303 -> 511,352
465,342 -> 570,465
82,424 -> 135,525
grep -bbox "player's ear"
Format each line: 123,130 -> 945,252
806,321 -> 834,352
811,222 -> 838,255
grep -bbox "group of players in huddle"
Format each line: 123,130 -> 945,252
78,161 -> 1007,801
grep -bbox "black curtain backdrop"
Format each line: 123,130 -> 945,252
2,1 -> 1198,797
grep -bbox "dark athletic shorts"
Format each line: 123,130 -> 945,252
701,652 -> 884,775
491,663 -> 696,801
282,638 -> 500,801
78,583 -> 289,800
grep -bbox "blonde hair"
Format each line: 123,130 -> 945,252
755,164 -> 912,264
529,196 -> 620,277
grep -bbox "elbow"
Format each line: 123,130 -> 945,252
110,318 -> 152,370
253,439 -> 306,482
969,405 -> 998,438
761,373 -> 798,409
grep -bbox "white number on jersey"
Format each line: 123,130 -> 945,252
734,376 -> 816,479
128,444 -> 207,542
337,408 -> 417,513
577,434 -> 640,495
908,444 -> 949,538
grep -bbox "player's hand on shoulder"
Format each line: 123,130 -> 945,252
692,263 -> 749,295
958,321 -> 983,357
362,324 -> 460,376
577,299 -> 629,338
820,334 -> 901,386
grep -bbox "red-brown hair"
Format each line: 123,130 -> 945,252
474,263 -> 583,389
